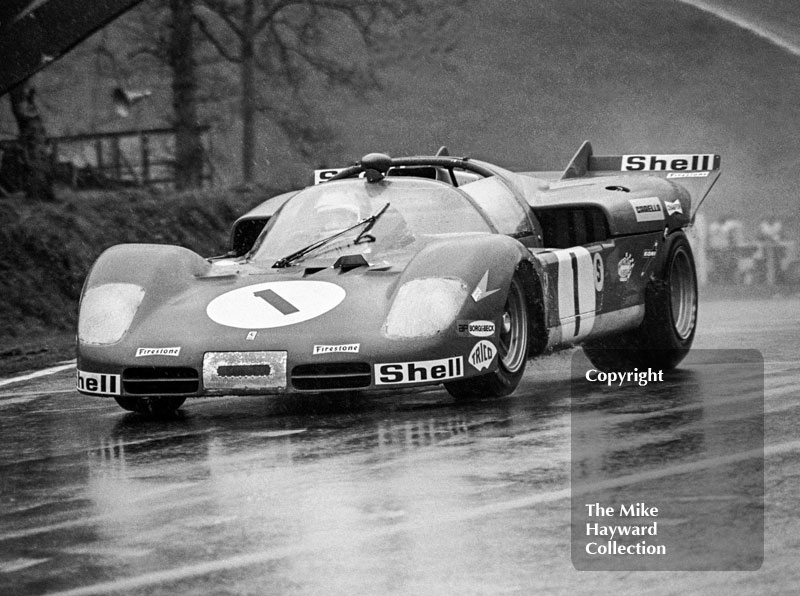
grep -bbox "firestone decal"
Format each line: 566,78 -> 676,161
667,171 -> 710,178
618,253 -> 635,282
468,340 -> 496,371
135,347 -> 181,357
456,320 -> 496,337
77,370 -> 121,395
629,197 -> 665,223
375,356 -> 463,385
313,343 -> 360,355
206,281 -> 346,329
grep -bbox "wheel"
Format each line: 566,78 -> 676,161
583,232 -> 697,371
445,274 -> 530,399
114,395 -> 186,416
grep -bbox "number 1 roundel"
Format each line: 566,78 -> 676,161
206,281 -> 346,329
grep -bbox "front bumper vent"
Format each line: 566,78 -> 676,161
203,351 -> 287,392
291,362 -> 372,391
122,367 -> 199,395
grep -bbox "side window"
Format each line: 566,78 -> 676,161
535,207 -> 609,248
459,177 -> 534,238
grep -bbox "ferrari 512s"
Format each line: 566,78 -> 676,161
76,142 -> 720,414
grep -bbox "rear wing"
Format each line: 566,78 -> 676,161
560,141 -> 721,220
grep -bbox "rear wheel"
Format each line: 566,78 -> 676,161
113,395 -> 186,416
445,274 -> 529,399
583,232 -> 697,371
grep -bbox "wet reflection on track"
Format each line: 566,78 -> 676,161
0,300 -> 798,595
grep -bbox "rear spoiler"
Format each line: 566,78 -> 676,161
561,141 -> 721,221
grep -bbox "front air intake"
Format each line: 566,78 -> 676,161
122,367 -> 199,395
291,363 -> 372,391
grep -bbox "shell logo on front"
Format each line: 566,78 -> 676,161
375,356 -> 463,385
206,281 -> 346,329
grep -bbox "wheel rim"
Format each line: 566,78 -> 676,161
669,247 -> 697,340
498,279 -> 528,372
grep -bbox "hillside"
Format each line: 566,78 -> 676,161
0,187 -> 276,374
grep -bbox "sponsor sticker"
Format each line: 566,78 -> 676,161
593,253 -> 604,292
471,270 -> 500,302
207,281 -> 346,329
629,197 -> 665,222
135,347 -> 181,357
375,356 -> 463,385
456,320 -> 496,337
313,168 -> 345,184
468,340 -> 497,371
664,199 -> 683,216
76,370 -> 121,395
246,331 -> 258,341
643,249 -> 658,258
621,154 -> 716,171
618,253 -> 634,282
666,171 -> 710,178
313,343 -> 360,355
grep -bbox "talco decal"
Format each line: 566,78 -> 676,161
375,356 -> 463,385
471,271 -> 500,302
618,253 -> 635,282
621,154 -> 715,171
593,253 -> 604,292
629,197 -> 665,222
667,171 -> 710,178
664,199 -> 683,216
135,347 -> 180,357
456,320 -> 496,337
469,340 -> 496,371
206,281 -> 346,329
313,343 -> 360,355
76,370 -> 121,395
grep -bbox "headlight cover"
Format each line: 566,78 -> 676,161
78,283 -> 145,345
383,277 -> 468,339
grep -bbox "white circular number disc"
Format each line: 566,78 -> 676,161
206,281 -> 346,329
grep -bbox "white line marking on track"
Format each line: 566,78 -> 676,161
0,360 -> 76,389
42,439 -> 800,596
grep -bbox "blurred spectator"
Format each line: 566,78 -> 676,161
757,216 -> 783,284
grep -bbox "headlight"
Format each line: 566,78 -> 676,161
78,283 -> 145,345
383,277 -> 468,339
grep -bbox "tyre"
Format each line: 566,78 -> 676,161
583,232 -> 697,371
445,273 -> 530,399
114,395 -> 186,416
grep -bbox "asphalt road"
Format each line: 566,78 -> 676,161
0,298 -> 798,595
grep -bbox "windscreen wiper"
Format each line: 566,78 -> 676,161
272,203 -> 390,268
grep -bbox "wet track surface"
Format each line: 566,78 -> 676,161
1,299 -> 799,595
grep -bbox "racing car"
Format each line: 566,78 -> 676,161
76,142 -> 720,414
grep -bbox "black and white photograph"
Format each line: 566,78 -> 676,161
0,0 -> 797,594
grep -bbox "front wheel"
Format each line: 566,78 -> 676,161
113,395 -> 186,416
445,274 -> 530,399
583,232 -> 697,371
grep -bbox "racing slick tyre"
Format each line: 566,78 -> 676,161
114,395 -> 186,416
445,274 -> 530,399
583,232 -> 697,372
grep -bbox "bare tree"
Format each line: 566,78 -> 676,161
193,0 -> 464,182
8,83 -> 55,201
169,0 -> 205,189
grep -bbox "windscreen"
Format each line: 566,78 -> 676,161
249,178 -> 492,264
